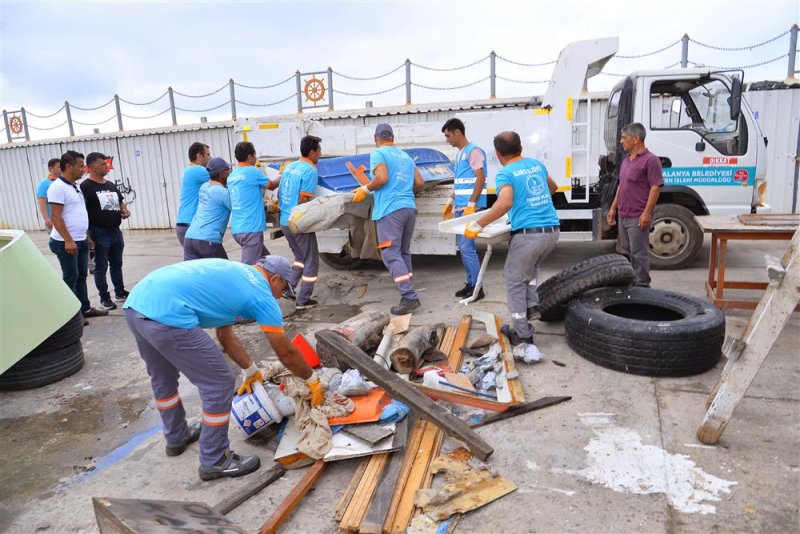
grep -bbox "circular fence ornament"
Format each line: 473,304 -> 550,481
303,77 -> 326,104
9,115 -> 23,135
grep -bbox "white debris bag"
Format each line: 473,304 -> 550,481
513,343 -> 543,364
337,369 -> 376,396
288,193 -> 355,234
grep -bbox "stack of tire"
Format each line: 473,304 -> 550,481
0,313 -> 85,390
537,254 -> 724,377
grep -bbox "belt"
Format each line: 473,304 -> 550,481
176,223 -> 189,227
511,225 -> 560,235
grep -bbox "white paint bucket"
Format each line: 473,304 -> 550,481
231,381 -> 283,438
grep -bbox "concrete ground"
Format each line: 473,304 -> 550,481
0,230 -> 798,533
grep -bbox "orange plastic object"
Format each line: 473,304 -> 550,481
291,333 -> 321,368
345,161 -> 370,185
328,388 -> 391,425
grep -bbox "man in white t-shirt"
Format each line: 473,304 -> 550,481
48,150 -> 108,319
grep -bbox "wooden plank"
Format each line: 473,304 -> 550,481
315,329 -> 493,461
495,315 -> 525,403
93,497 -> 246,534
339,453 -> 390,532
469,396 -> 572,429
334,458 -> 370,522
212,464 -> 286,515
737,213 -> 800,227
359,449 -> 406,533
258,460 -> 326,534
382,416 -> 425,533
413,383 -> 512,412
343,424 -> 396,446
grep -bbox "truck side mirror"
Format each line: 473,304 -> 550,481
695,141 -> 706,152
729,77 -> 742,121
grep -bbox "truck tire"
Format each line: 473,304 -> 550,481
27,312 -> 84,355
649,204 -> 703,270
565,287 -> 724,377
0,340 -> 85,391
320,252 -> 364,270
537,254 -> 635,322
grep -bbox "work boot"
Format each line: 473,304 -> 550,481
199,450 -> 261,481
391,298 -> 420,315
296,299 -> 318,311
83,307 -> 108,318
115,289 -> 130,302
166,422 -> 202,457
527,306 -> 541,321
500,324 -> 533,346
454,284 -> 473,297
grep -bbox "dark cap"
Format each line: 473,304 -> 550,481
207,157 -> 232,177
86,152 -> 110,166
374,123 -> 394,139
255,255 -> 295,297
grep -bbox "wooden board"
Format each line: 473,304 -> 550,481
212,464 -> 286,515
339,453 -> 390,532
737,213 -> 800,227
359,445 -> 407,534
314,329 -> 493,461
381,416 -> 425,533
93,497 -> 245,533
334,458 -> 370,522
469,396 -> 572,429
342,423 -> 396,446
495,315 -> 525,403
258,460 -> 326,534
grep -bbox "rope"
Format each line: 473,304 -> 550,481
690,30 -> 788,51
334,82 -> 405,97
412,77 -> 490,91
496,55 -> 556,67
173,83 -> 228,99
122,107 -> 172,120
334,63 -> 405,81
25,104 -> 66,119
27,120 -> 68,131
234,74 -> 295,90
663,62 -> 681,69
616,40 -> 681,59
236,93 -> 296,107
71,97 -> 115,111
119,90 -> 169,106
690,54 -> 788,70
599,72 -> 629,77
413,55 -> 489,72
72,114 -> 117,126
175,101 -> 231,113
496,75 -> 549,84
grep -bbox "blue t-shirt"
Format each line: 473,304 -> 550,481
369,145 -> 417,221
228,165 -> 269,234
123,259 -> 284,331
185,182 -> 231,243
36,177 -> 56,217
176,165 -> 211,224
279,159 -> 318,227
495,157 -> 560,231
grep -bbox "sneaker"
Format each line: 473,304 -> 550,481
391,298 -> 421,315
454,284 -> 473,298
82,307 -> 109,318
527,306 -> 541,321
281,289 -> 296,301
199,450 -> 261,481
99,297 -> 117,310
115,290 -> 130,302
296,299 -> 318,310
500,324 -> 533,346
166,422 -> 202,457
468,287 -> 486,302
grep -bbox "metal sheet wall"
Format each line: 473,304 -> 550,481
114,135 -> 171,228
0,147 -> 41,229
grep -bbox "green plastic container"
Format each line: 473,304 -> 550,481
0,230 -> 80,374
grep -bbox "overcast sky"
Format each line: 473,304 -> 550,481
0,0 -> 796,140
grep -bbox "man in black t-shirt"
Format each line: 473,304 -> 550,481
81,152 -> 132,310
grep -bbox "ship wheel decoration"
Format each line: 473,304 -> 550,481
303,77 -> 326,105
9,115 -> 23,135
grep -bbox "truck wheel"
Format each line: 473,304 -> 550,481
27,312 -> 84,355
648,204 -> 703,270
565,287 -> 724,377
321,252 -> 364,270
0,341 -> 85,391
537,254 -> 634,322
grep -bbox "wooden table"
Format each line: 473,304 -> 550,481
695,215 -> 798,310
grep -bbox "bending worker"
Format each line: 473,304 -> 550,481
123,256 -> 325,481
464,131 -> 560,346
352,123 -> 425,316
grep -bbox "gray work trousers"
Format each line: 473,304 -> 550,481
233,231 -> 269,265
376,208 -> 418,301
176,224 -> 189,246
618,216 -> 651,287
281,226 -> 319,305
124,308 -> 235,467
183,238 -> 228,261
504,230 -> 559,339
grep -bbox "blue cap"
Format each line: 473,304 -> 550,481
256,255 -> 294,296
374,123 -> 394,139
207,157 -> 232,177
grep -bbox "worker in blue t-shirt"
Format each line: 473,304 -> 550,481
123,256 -> 325,481
176,142 -> 212,245
464,131 -> 560,346
228,142 -> 272,265
278,135 -> 322,310
184,157 -> 233,261
352,124 -> 425,315
35,158 -> 61,232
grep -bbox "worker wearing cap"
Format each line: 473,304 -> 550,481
464,132 -> 559,346
228,141 -> 271,265
441,118 -> 488,302
184,157 -> 233,261
279,135 -> 322,310
352,123 -> 425,315
123,256 -> 325,481
176,142 -> 212,245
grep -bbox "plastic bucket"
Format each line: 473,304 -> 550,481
291,333 -> 321,368
231,381 -> 283,438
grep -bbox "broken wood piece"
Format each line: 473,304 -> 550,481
414,383 -> 511,412
390,323 -> 445,374
389,313 -> 412,334
342,423 -> 396,446
258,460 -> 326,534
315,330 -> 493,461
334,458 -> 370,522
212,464 -> 286,515
317,310 -> 390,369
339,453 -> 390,532
443,372 -> 475,391
359,441 -> 408,533
93,497 -> 246,534
495,314 -> 524,403
469,396 -> 572,429
382,416 -> 425,533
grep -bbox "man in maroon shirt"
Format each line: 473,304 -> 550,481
607,123 -> 663,287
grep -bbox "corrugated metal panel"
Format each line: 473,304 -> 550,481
745,89 -> 800,213
115,135 -> 171,228
0,147 -> 41,230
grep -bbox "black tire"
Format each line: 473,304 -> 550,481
565,287 -> 724,377
320,251 -> 364,270
27,312 -> 84,355
537,254 -> 635,322
649,204 -> 704,270
0,341 -> 85,391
